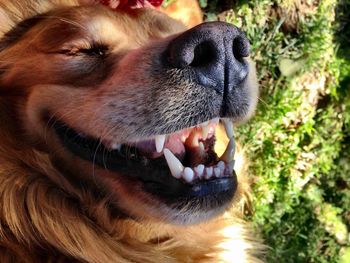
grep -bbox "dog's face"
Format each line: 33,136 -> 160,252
0,6 -> 258,224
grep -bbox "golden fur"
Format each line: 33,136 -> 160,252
0,0 -> 264,262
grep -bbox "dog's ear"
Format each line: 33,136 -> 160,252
0,15 -> 43,87
0,15 -> 43,53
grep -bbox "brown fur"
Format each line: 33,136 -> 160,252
0,0 -> 264,262
162,0 -> 203,28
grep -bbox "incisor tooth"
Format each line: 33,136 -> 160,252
194,164 -> 205,177
205,167 -> 213,179
227,160 -> 235,173
214,167 -> 221,177
219,137 -> 236,162
163,148 -> 184,179
183,167 -> 194,183
155,135 -> 166,152
217,161 -> 225,171
222,119 -> 234,138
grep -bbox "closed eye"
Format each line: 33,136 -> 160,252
80,44 -> 108,57
60,43 -> 109,57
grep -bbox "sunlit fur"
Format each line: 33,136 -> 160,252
0,0 -> 264,262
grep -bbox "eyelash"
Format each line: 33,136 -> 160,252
80,45 -> 108,57
61,44 -> 108,57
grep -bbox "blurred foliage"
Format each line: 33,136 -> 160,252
201,0 -> 350,262
229,0 -> 349,261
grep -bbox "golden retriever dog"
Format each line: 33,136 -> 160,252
0,0 -> 263,262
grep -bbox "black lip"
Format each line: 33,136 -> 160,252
53,121 -> 237,200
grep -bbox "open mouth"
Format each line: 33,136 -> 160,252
53,118 -> 237,199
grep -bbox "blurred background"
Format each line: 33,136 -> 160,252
163,0 -> 350,262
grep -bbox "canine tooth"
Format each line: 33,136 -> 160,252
201,121 -> 210,139
155,135 -> 166,152
194,164 -> 205,177
217,161 -> 225,171
183,167 -> 194,183
211,118 -> 220,125
205,167 -> 213,179
222,119 -> 234,138
214,167 -> 221,177
192,133 -> 199,147
163,148 -> 184,179
201,125 -> 210,139
219,137 -> 236,162
199,142 -> 205,153
201,121 -> 209,127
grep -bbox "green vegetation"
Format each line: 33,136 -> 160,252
199,0 -> 350,261
223,0 -> 349,262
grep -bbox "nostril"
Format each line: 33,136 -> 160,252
190,41 -> 217,67
232,35 -> 250,60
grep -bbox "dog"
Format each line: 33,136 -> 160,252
0,0 -> 263,262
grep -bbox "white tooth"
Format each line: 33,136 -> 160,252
183,167 -> 194,183
201,121 -> 209,127
201,121 -> 210,139
163,148 -> 184,179
191,132 -> 199,147
194,164 -> 205,178
227,160 -> 235,174
214,167 -> 221,177
199,142 -> 205,153
111,143 -> 121,150
155,135 -> 166,153
211,118 -> 220,125
219,137 -> 236,162
217,161 -> 225,171
205,167 -> 213,179
222,119 -> 234,138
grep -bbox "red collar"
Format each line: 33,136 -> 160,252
99,0 -> 163,9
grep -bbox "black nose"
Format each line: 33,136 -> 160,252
166,22 -> 250,93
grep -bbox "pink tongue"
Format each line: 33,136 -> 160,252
131,133 -> 185,160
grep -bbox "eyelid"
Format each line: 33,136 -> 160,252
80,44 -> 109,56
59,42 -> 108,57
61,39 -> 91,51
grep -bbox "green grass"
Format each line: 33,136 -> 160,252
223,0 -> 350,262
197,0 -> 350,261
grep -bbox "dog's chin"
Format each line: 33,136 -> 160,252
50,117 -> 238,224
96,169 -> 236,225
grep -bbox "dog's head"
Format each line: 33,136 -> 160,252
0,5 -> 258,224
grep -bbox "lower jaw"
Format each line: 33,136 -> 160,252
63,137 -> 238,200
99,169 -> 237,225
50,143 -> 238,225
